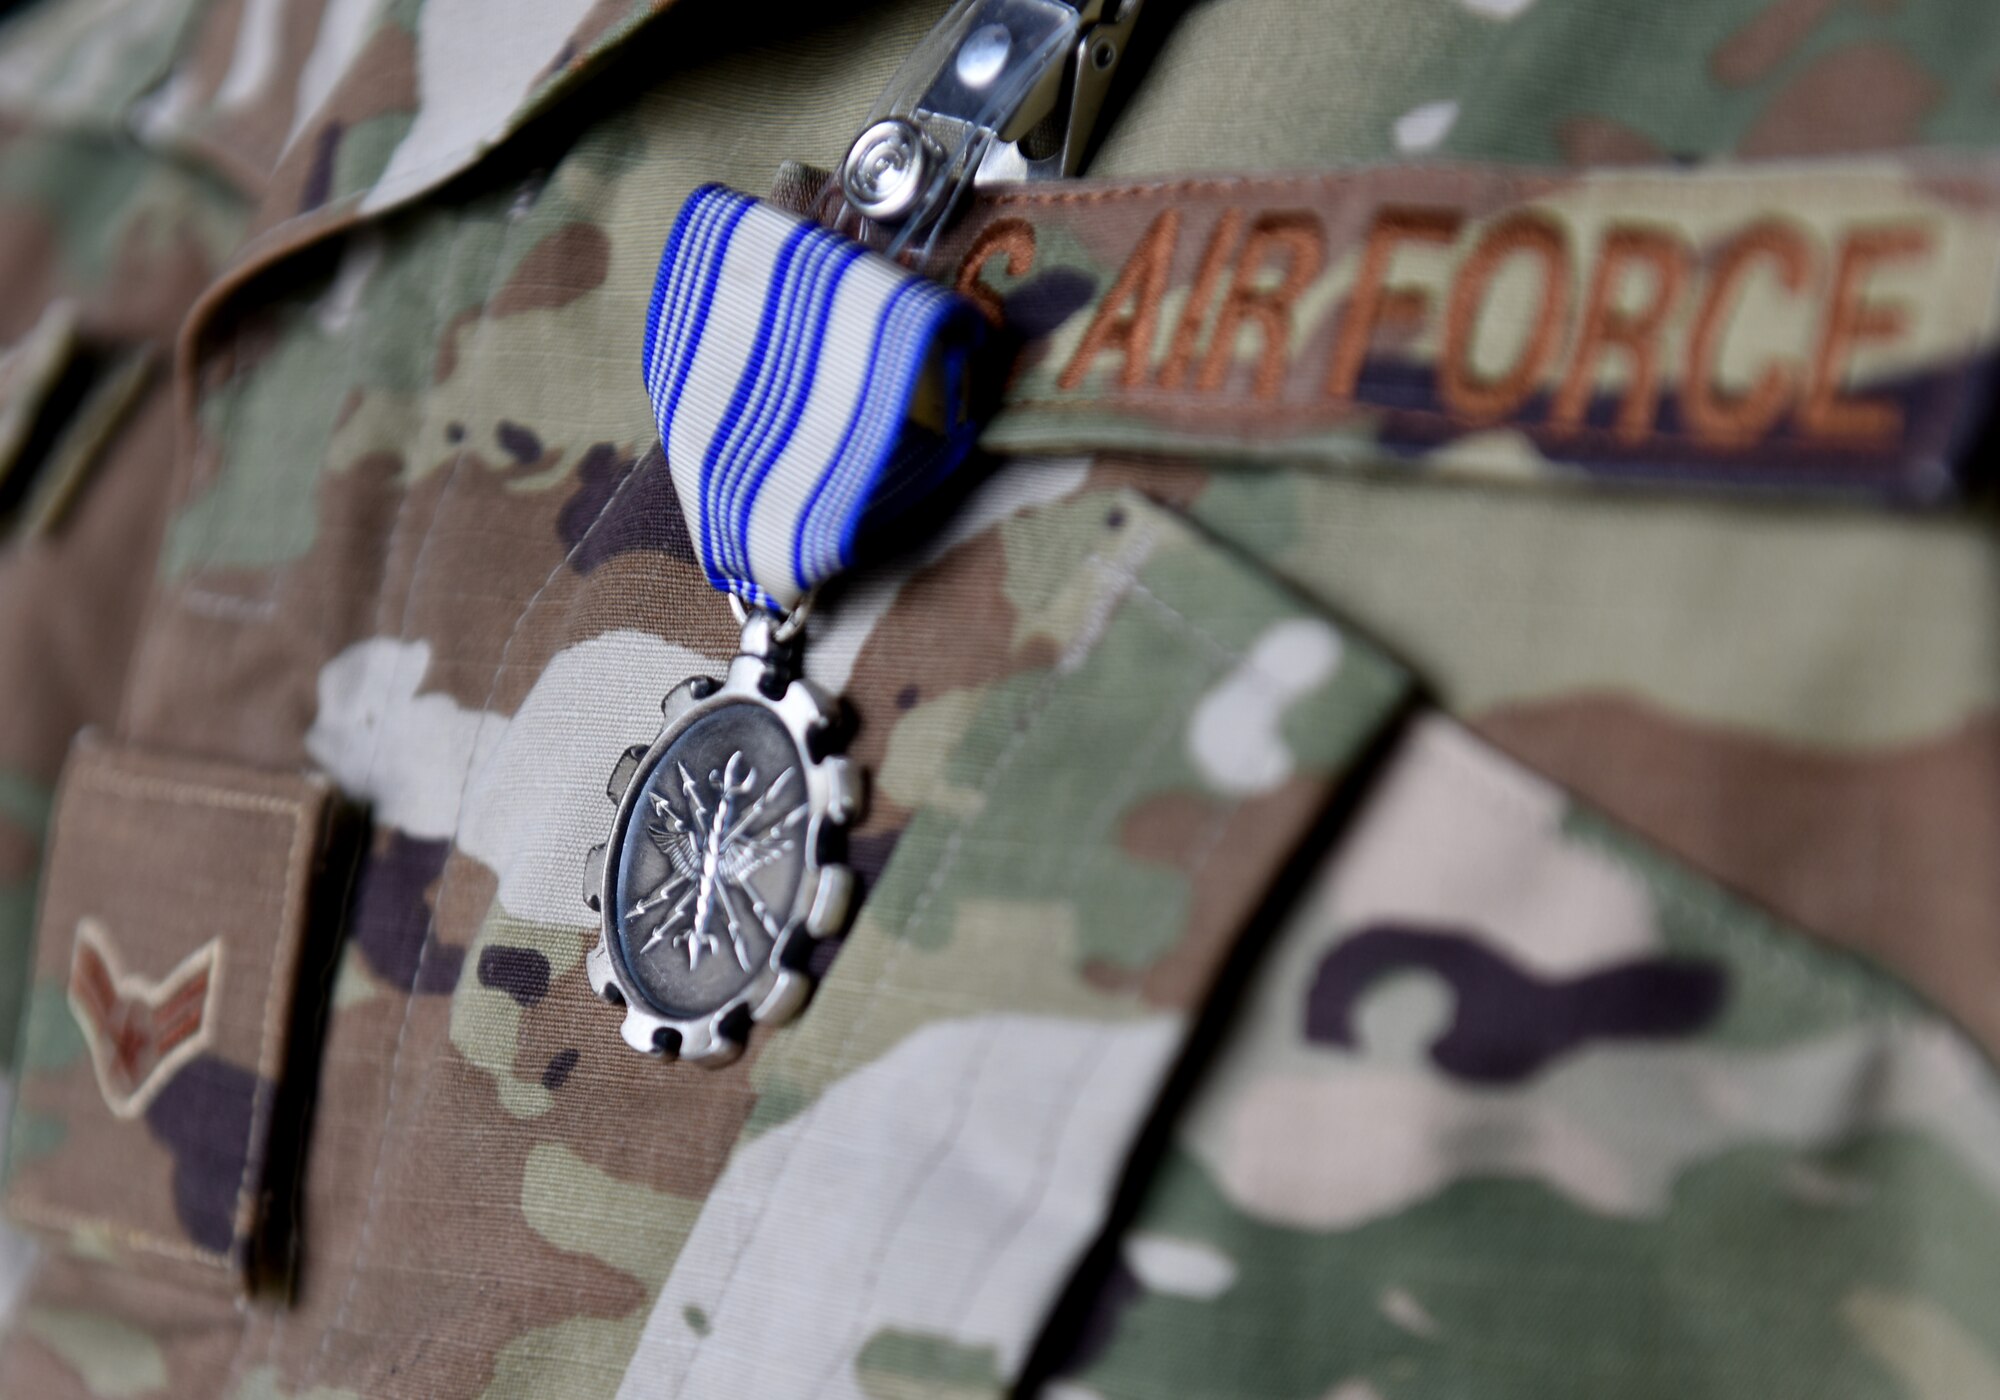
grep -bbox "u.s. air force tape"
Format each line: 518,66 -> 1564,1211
642,184 -> 988,612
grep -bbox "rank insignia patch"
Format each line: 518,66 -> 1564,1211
67,916 -> 222,1119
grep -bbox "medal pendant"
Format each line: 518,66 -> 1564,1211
612,173 -> 989,1063
584,611 -> 858,1064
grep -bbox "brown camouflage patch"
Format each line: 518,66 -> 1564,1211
1113,777 -> 1340,1008
1474,694 -> 2000,1056
1711,0 -> 1841,86
1554,115 -> 1668,167
1740,43 -> 1942,158
491,222 -> 614,318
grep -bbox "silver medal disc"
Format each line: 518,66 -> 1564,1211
584,613 -> 857,1064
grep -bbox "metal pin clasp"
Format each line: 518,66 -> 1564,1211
839,0 -> 1143,257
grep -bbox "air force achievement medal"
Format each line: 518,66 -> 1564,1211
599,176 -> 986,1062
584,611 -> 857,1064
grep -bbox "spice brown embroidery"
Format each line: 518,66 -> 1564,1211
1059,208 -> 1180,391
967,190 -> 1944,457
1551,225 -> 1690,440
1194,211 -> 1326,399
955,217 -> 1037,327
1439,210 -> 1572,424
67,916 -> 222,1118
1682,220 -> 1814,444
1801,223 -> 1933,444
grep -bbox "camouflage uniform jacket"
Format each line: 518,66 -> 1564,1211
1,0 -> 2000,1396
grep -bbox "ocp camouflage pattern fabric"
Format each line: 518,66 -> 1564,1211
0,0 -> 1998,1396
1047,717 -> 2000,1400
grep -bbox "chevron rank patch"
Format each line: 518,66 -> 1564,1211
68,918 -> 221,1119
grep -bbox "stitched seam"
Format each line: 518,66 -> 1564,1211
71,765 -> 310,819
670,658 -> 1078,1378
218,216 -> 470,1397
678,521 -> 1157,1386
304,445 -> 647,1356
299,200 -> 527,1383
2,1198 -> 230,1267
938,555 -> 1253,1353
348,216 -> 487,799
118,353 -> 211,737
192,227 -> 392,618
177,302 -> 255,594
902,602 -> 1240,1380
973,160 -> 2000,209
301,301 -> 646,1388
917,571 -> 1347,1374
953,791 -> 1237,1373
1417,720 -> 1658,883
1064,661 -> 1214,888
996,394 -> 1951,463
179,588 -> 280,621
1116,575 -> 1238,667
129,219 -> 379,743
227,784 -> 321,1253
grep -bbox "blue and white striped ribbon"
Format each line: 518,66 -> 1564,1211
642,184 -> 987,612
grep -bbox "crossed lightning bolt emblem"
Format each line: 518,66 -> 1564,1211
628,752 -> 806,974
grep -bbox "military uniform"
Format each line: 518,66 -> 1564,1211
1,0 -> 1999,1395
